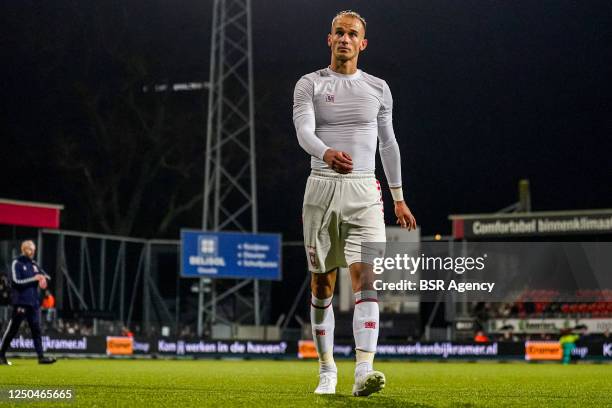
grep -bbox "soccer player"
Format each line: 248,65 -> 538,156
293,10 -> 416,396
0,240 -> 56,365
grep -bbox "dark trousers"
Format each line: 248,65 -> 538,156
0,305 -> 44,358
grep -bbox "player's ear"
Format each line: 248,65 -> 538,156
327,33 -> 332,48
360,38 -> 368,51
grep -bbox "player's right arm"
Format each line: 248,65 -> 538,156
11,260 -> 42,287
293,77 -> 353,173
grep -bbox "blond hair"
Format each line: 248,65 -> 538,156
331,10 -> 366,32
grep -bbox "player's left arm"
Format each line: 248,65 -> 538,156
377,81 -> 417,230
33,261 -> 51,280
32,261 -> 50,289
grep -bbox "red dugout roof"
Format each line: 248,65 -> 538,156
0,198 -> 64,229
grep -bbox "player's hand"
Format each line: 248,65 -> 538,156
38,276 -> 47,290
323,149 -> 353,174
394,201 -> 417,230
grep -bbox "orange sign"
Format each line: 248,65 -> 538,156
525,341 -> 562,361
298,340 -> 318,359
106,336 -> 134,356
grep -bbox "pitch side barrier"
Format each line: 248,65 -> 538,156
3,335 -> 612,361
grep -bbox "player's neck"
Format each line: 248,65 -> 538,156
329,58 -> 359,75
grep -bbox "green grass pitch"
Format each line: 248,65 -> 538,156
0,359 -> 611,407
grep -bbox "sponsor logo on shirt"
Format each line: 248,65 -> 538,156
315,329 -> 326,336
325,94 -> 335,103
365,321 -> 377,329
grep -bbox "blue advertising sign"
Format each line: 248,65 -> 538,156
181,230 -> 281,280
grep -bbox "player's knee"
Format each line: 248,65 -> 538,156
311,281 -> 333,299
349,262 -> 376,293
30,325 -> 41,338
311,271 -> 336,299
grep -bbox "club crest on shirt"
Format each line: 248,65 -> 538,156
325,94 -> 335,103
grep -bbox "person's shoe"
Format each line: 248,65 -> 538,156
314,372 -> 337,394
0,354 -> 12,366
352,370 -> 385,397
38,356 -> 56,365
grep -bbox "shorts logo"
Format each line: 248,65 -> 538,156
315,329 -> 326,336
376,180 -> 384,214
325,94 -> 335,103
364,321 -> 377,329
307,246 -> 318,269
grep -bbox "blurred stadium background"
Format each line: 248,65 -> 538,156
1,0 -> 611,405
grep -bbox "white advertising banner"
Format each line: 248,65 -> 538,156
489,318 -> 612,333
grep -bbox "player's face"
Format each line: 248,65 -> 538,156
327,16 -> 367,62
22,242 -> 36,259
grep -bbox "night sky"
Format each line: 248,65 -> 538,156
2,0 -> 611,241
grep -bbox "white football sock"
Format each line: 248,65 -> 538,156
355,350 -> 375,378
353,290 -> 379,377
311,294 -> 336,374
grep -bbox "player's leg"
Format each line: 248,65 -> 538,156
303,173 -> 341,394
349,262 -> 385,396
342,176 -> 386,396
310,269 -> 338,394
0,305 -> 27,365
25,306 -> 55,364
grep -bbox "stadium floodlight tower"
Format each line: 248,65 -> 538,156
199,0 -> 259,336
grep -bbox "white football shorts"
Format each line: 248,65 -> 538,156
302,169 -> 386,273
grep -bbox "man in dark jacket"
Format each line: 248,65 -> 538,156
0,240 -> 56,365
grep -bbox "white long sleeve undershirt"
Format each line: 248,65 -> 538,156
293,68 -> 402,187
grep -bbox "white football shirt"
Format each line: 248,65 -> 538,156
293,67 -> 402,187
